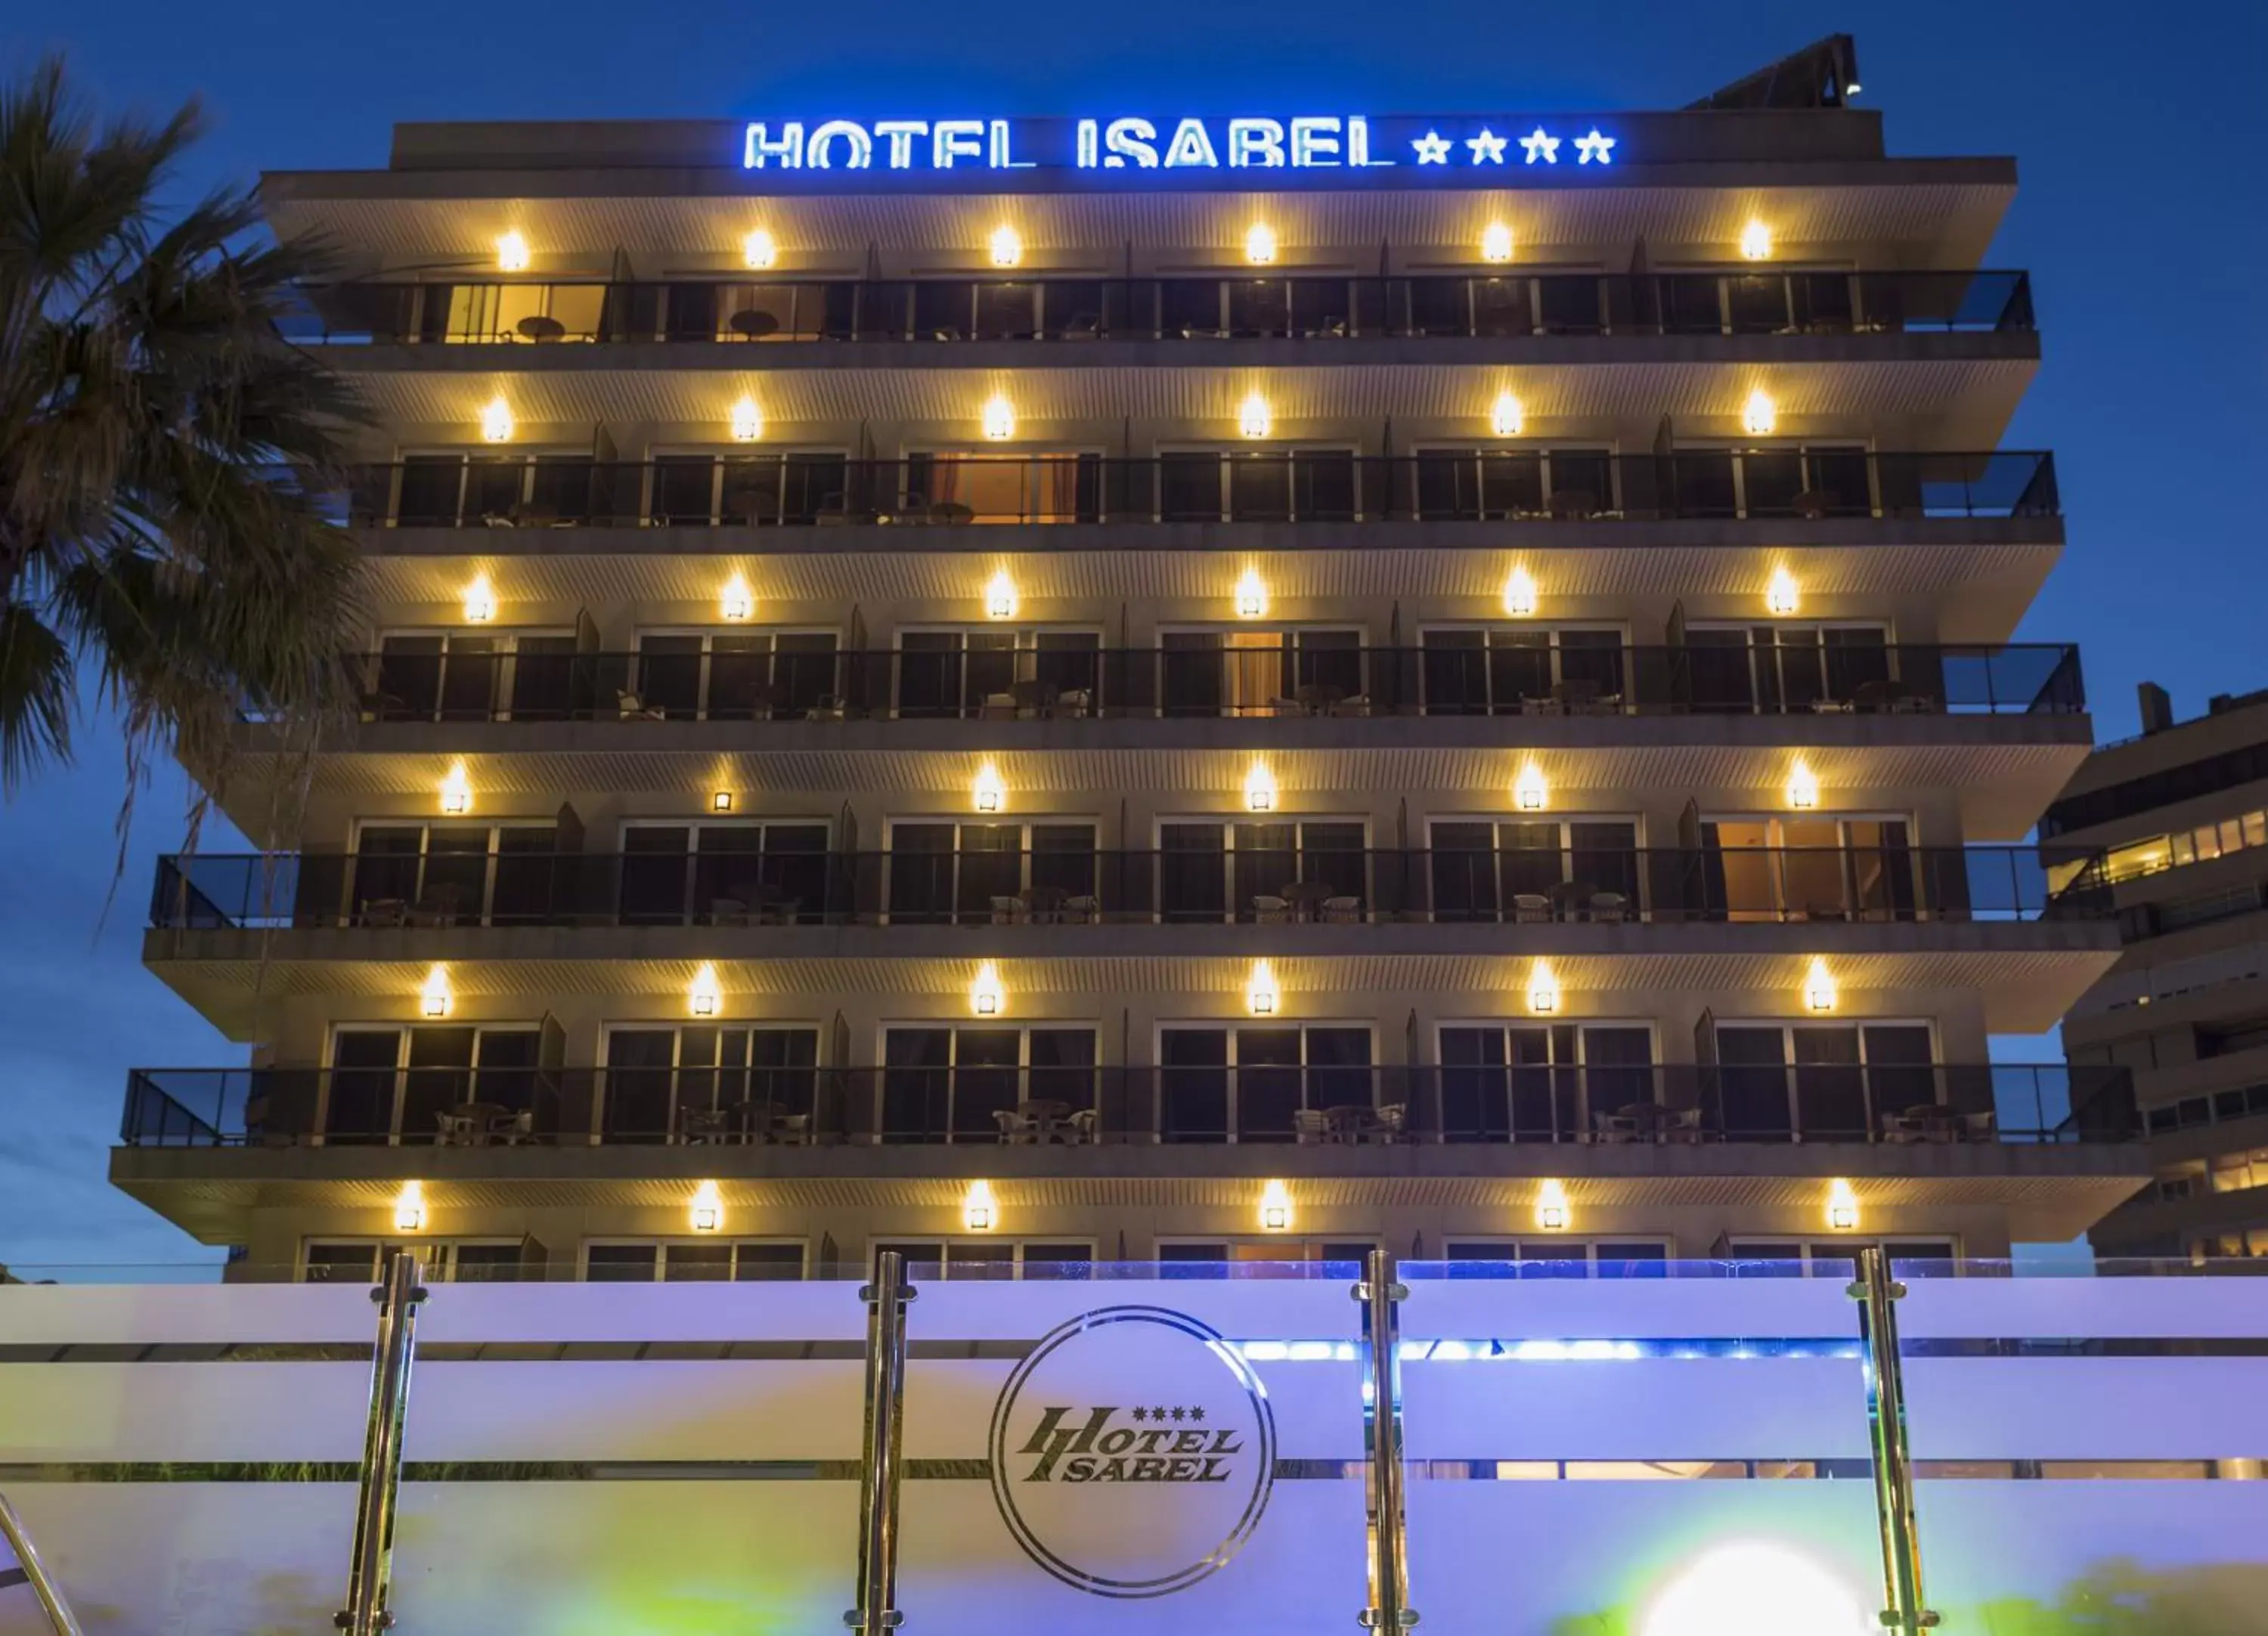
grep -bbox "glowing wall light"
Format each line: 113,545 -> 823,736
419,965 -> 453,1019
988,224 -> 1022,267
1244,222 -> 1278,265
1787,757 -> 1820,810
495,230 -> 531,272
1526,959 -> 1561,1015
1535,1179 -> 1570,1233
1803,957 -> 1839,1014
1247,959 -> 1281,1016
973,761 -> 1006,813
1514,763 -> 1548,812
1238,392 -> 1273,438
462,573 -> 497,624
711,790 -> 735,813
1765,565 -> 1802,616
438,761 -> 472,815
963,1179 -> 998,1232
1639,1541 -> 1871,1636
981,395 -> 1015,440
1259,1179 -> 1293,1232
743,228 -> 778,270
1234,566 -> 1269,618
392,1181 -> 426,1233
1480,222 -> 1515,264
1741,386 -> 1778,437
1490,390 -> 1525,438
730,398 -> 764,442
984,569 -> 1018,620
690,1180 -> 724,1234
479,397 -> 514,443
971,960 -> 1005,1017
1502,565 -> 1538,618
1244,760 -> 1278,813
1826,1178 -> 1861,1233
689,962 -> 721,1018
720,572 -> 754,622
1739,219 -> 1774,261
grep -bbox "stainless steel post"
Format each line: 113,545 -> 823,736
845,1250 -> 913,1634
1356,1248 -> 1417,1631
0,1489 -> 86,1636
1850,1245 -> 1936,1633
336,1250 -> 426,1636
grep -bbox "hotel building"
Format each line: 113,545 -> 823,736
119,37 -> 2145,1281
2050,682 -> 2268,1260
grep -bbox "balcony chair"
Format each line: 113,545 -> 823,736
980,693 -> 1018,720
1328,694 -> 1374,718
752,896 -> 801,926
1371,1103 -> 1408,1143
677,1106 -> 730,1145
805,696 -> 850,722
360,897 -> 410,928
407,885 -> 462,928
993,1108 -> 1041,1144
1253,894 -> 1292,924
1269,695 -> 1310,717
616,689 -> 666,721
709,898 -> 750,926
1049,689 -> 1094,720
486,1109 -> 534,1145
1321,895 -> 1362,923
1547,488 -> 1599,520
1512,893 -> 1554,924
990,895 -> 1029,925
1010,679 -> 1061,716
1590,891 -> 1630,923
433,1108 -> 485,1147
1061,895 -> 1101,924
1291,1108 -> 1332,1144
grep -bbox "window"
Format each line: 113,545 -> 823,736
1724,1239 -> 1957,1278
1437,1024 -> 1656,1142
1154,1240 -> 1380,1278
1411,445 -> 1613,521
302,1240 -> 534,1283
885,822 -> 1098,925
1158,819 -> 1369,923
1158,629 -> 1365,719
365,631 -> 581,723
631,630 -> 840,720
871,1241 -> 1095,1280
2195,1229 -> 2268,1262
344,823 -> 562,927
600,1025 -> 820,1144
1711,1023 -> 1941,1142
1157,448 -> 1360,523
2104,809 -> 2268,885
894,630 -> 1104,717
615,820 -> 832,926
1157,1025 -> 1375,1143
583,1241 -> 807,1281
1665,442 -> 1871,519
646,451 -> 847,526
878,1027 -> 1098,1143
1418,627 -> 1625,715
1440,1240 -> 1669,1278
2206,1148 -> 2268,1194
392,451 -> 598,528
1696,816 -> 1917,923
322,1025 -> 547,1144
1427,819 -> 1641,923
418,281 -> 608,344
2043,742 -> 2268,841
1684,624 -> 1894,714
902,453 -> 1099,524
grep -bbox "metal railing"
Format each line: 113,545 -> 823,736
285,269 -> 2034,345
338,642 -> 2087,725
118,1061 -> 2138,1150
339,449 -> 2060,530
150,845 -> 2112,933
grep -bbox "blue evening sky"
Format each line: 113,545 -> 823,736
1,1 -> 2261,1270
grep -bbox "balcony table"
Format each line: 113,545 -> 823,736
514,314 -> 566,342
1279,881 -> 1337,922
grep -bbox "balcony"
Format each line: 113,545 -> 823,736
336,641 -> 2087,727
150,846 -> 2110,934
342,448 -> 2058,531
119,1061 -> 2133,1151
288,269 -> 2034,346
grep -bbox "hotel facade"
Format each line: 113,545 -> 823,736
119,39 -> 2145,1281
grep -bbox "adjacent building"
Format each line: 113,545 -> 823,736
2050,683 -> 2268,1260
116,36 -> 2145,1281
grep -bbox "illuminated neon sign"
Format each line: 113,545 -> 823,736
741,116 -> 1618,172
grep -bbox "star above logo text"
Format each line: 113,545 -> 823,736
1411,130 -> 1452,165
1574,128 -> 1616,165
1520,127 -> 1560,165
1466,128 -> 1508,165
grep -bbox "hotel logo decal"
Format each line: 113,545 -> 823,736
987,1305 -> 1277,1597
742,116 -> 1616,172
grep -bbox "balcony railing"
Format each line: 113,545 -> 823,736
286,269 -> 2034,345
119,1061 -> 2135,1151
340,642 -> 2087,725
339,449 -> 2060,530
150,846 -> 2112,933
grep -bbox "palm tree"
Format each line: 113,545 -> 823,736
0,57 -> 364,808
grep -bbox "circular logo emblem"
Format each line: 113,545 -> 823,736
987,1304 -> 1277,1597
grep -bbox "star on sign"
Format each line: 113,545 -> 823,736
1466,128 -> 1508,165
1411,130 -> 1452,165
1519,127 -> 1560,165
1574,128 -> 1616,166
